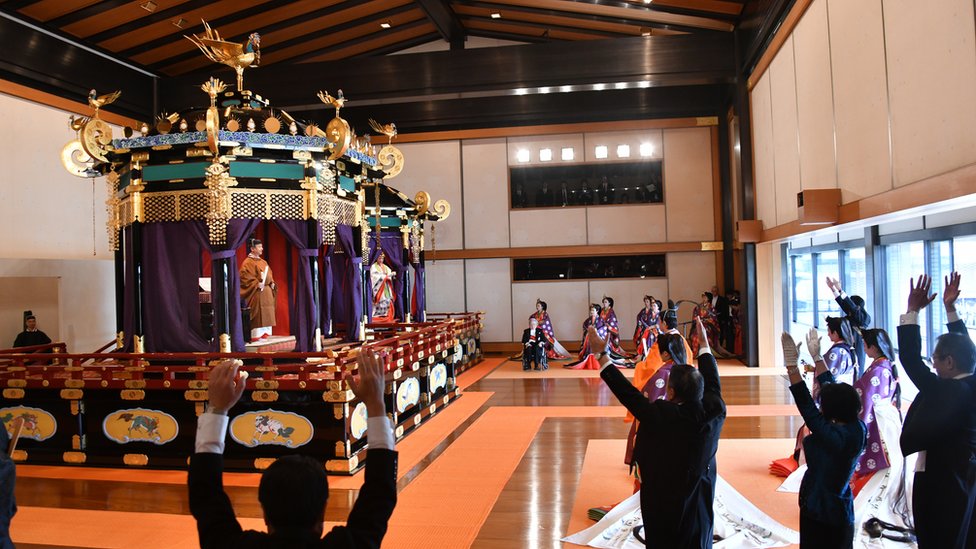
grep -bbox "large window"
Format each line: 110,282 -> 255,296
509,161 -> 664,208
513,254 -> 666,281
884,241 -> 929,352
788,246 -> 865,329
953,235 -> 976,338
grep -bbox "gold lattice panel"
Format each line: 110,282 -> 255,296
119,200 -> 134,224
335,199 -> 357,226
144,194 -> 178,222
178,193 -> 210,220
271,193 -> 306,219
231,192 -> 269,219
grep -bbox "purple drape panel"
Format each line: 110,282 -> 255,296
188,219 -> 261,352
272,220 -> 320,352
366,232 -> 406,320
122,226 -> 135,352
334,225 -> 363,341
413,260 -> 426,322
141,223 -> 209,352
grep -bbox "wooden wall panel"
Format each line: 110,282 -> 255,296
461,138 -> 510,249
509,208 -> 587,247
665,252 -> 718,314
792,0 -> 837,190
827,0 -> 892,201
663,127 -> 715,241
884,0 -> 976,187
424,260 -> 466,314
751,74 -> 778,228
586,204 -> 667,245
755,242 -> 783,368
387,141 -> 464,249
769,38 -> 802,225
464,258 -> 512,342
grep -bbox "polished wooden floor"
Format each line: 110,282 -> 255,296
14,356 -> 799,548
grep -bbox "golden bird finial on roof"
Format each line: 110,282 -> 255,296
185,20 -> 260,91
369,119 -> 397,144
88,89 -> 121,114
317,89 -> 346,114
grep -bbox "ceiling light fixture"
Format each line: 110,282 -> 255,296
595,145 -> 608,159
593,83 -> 606,91
539,148 -> 553,162
617,144 -> 631,158
380,21 -> 392,29
640,27 -> 651,37
516,149 -> 530,163
140,1 -> 157,13
639,143 -> 654,157
561,147 -> 574,161
644,0 -> 653,4
490,11 -> 502,19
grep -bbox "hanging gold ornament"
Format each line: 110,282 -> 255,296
80,118 -> 113,163
377,145 -> 404,178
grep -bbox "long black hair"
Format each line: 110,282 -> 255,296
657,332 -> 688,365
536,299 -> 547,312
863,328 -> 902,409
825,316 -> 855,348
602,296 -> 614,309
589,303 -> 602,316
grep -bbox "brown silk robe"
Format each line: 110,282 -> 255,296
239,256 -> 276,328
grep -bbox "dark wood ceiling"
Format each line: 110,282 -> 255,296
0,0 -> 744,76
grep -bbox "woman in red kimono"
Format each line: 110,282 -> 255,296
531,300 -> 570,359
633,296 -> 662,359
600,297 -> 632,361
690,291 -> 721,355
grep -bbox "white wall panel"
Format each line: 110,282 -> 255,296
756,242 -> 784,368
464,258 -> 512,342
423,260 -> 466,314
827,0 -> 892,201
511,281 -> 589,344
587,279 -> 669,342
509,208 -> 587,247
387,141 -> 464,249
461,138 -> 509,248
751,74 -> 777,228
507,134 -> 585,166
586,204 -> 666,245
769,38 -> 802,225
793,0 -> 837,190
663,128 -> 715,241
0,259 -> 114,353
0,277 -> 60,346
884,0 -> 976,186
582,130 -> 664,162
0,93 -> 113,260
666,252 -> 718,311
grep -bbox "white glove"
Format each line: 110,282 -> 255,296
806,327 -> 822,362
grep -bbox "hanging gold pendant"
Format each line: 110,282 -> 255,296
205,106 -> 220,155
377,144 -> 404,178
80,118 -> 113,162
326,117 -> 351,160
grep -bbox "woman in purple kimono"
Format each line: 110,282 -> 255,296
531,299 -> 569,359
633,296 -> 662,359
565,304 -> 630,370
811,316 -> 858,402
600,297 -> 632,361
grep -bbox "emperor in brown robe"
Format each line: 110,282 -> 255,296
240,239 -> 276,340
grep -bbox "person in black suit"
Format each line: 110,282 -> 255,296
521,317 -> 548,371
188,354 -> 397,549
535,181 -> 553,207
711,286 -> 734,353
594,317 -> 726,548
559,180 -> 570,207
898,272 -> 976,549
782,330 -> 866,548
826,277 -> 872,378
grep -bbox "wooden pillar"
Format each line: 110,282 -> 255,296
130,221 -> 145,353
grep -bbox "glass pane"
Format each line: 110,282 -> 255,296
952,234 -> 976,339
885,241 -> 928,351
509,161 -> 663,208
844,248 -> 868,303
928,240 -> 953,351
512,254 -> 666,281
818,251 -> 841,320
793,254 -> 814,327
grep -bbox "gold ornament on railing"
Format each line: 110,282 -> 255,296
203,161 -> 239,245
200,77 -> 227,155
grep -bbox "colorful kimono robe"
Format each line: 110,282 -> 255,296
600,308 -> 625,354
566,316 -> 609,370
853,357 -> 898,478
633,309 -> 661,358
239,255 -> 276,330
370,261 -> 395,323
690,303 -> 719,354
531,311 -> 569,359
625,361 -> 675,467
812,342 -> 856,403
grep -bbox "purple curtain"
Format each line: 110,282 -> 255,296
122,226 -> 135,352
333,225 -> 364,341
141,223 -> 209,352
272,220 -> 320,352
320,247 -> 334,336
413,259 -> 426,322
188,219 -> 262,352
366,232 -> 407,321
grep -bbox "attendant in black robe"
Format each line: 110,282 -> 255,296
512,183 -> 527,208
535,181 -> 553,207
898,273 -> 976,549
559,180 -> 570,207
13,316 -> 51,349
596,317 -> 726,548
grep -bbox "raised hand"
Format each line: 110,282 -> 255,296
806,327 -> 822,361
944,272 -> 962,312
349,349 -> 388,417
695,317 -> 710,350
907,274 -> 937,313
207,359 -> 248,414
825,276 -> 841,293
781,333 -> 802,369
585,326 -> 609,357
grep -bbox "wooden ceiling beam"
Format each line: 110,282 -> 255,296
415,0 -> 465,48
470,0 -> 732,31
297,21 -> 437,63
45,0 -> 131,29
461,17 -> 619,41
466,29 -> 545,44
84,0 -> 272,45
454,4 -> 644,37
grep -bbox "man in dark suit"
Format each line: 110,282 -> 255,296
711,286 -> 733,353
594,317 -> 726,548
188,354 -> 397,549
898,272 -> 976,549
521,317 -> 547,371
535,181 -> 553,207
826,277 -> 871,377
